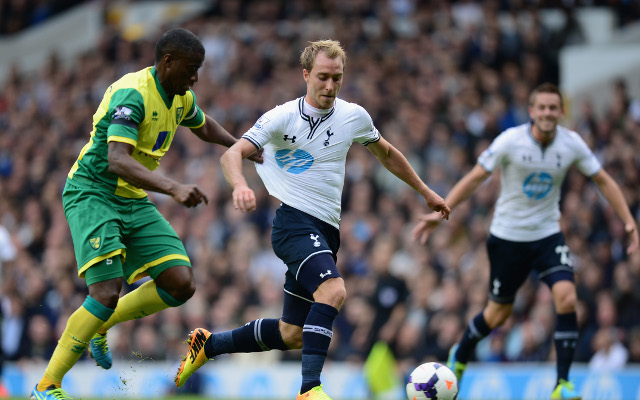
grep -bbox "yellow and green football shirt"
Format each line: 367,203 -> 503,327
68,66 -> 205,198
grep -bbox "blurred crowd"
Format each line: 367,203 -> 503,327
0,0 -> 87,35
1,0 -> 640,383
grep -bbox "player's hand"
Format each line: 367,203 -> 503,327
412,212 -> 444,245
424,191 -> 450,220
247,148 -> 264,164
625,222 -> 639,255
232,185 -> 256,212
172,184 -> 208,208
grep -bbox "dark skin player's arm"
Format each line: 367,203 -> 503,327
108,141 -> 207,208
190,114 -> 263,163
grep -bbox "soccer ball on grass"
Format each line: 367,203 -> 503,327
406,362 -> 458,400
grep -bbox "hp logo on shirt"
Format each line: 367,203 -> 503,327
522,172 -> 553,199
275,149 -> 314,174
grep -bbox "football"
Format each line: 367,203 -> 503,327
406,362 -> 459,400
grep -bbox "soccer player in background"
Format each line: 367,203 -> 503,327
174,40 -> 450,400
412,83 -> 639,400
30,28 -> 262,400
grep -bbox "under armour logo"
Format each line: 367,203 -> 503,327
323,129 -> 334,146
320,270 -> 332,279
106,258 -> 113,265
310,234 -> 320,247
492,278 -> 501,295
283,135 -> 296,143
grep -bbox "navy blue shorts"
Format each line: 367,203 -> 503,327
486,232 -> 575,304
271,204 -> 342,326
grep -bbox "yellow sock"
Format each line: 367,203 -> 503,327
37,300 -> 111,391
98,280 -> 173,334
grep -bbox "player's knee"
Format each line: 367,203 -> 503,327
332,283 -> 347,308
280,322 -> 303,349
555,291 -> 577,314
88,278 -> 122,310
169,277 -> 196,303
552,281 -> 578,314
314,278 -> 346,309
485,303 -> 512,328
89,288 -> 120,310
156,265 -> 196,303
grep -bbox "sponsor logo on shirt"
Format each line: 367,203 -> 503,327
275,149 -> 314,174
522,172 -> 553,199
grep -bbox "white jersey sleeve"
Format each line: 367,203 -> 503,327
568,130 -> 601,176
243,105 -> 290,150
352,105 -> 380,146
477,129 -> 511,173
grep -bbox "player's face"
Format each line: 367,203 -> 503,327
529,92 -> 563,135
303,52 -> 343,109
166,52 -> 204,96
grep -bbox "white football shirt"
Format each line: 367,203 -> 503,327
243,97 -> 380,228
478,123 -> 601,241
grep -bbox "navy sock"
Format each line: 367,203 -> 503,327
203,319 -> 287,358
457,312 -> 492,363
300,303 -> 338,394
554,312 -> 578,385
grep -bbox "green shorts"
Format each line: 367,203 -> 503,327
63,179 -> 191,285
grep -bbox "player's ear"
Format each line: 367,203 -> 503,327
162,53 -> 175,68
303,68 -> 310,84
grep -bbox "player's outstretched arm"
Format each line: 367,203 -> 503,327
191,115 -> 263,163
108,141 -> 208,207
220,138 -> 260,213
366,137 -> 450,218
591,169 -> 639,254
412,164 -> 490,244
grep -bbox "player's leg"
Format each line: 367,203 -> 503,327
269,204 -> 343,399
91,199 -> 194,368
449,234 -> 532,383
33,262 -> 121,396
33,184 -> 123,398
550,280 -> 580,400
298,262 -> 344,399
175,274 -> 308,388
97,265 -> 195,335
204,273 -> 308,356
535,233 -> 580,400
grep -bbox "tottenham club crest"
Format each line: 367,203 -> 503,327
323,128 -> 334,146
310,234 -> 320,247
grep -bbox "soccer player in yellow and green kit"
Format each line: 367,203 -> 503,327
30,28 -> 262,400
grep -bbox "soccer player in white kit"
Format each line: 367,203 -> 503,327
175,40 -> 451,399
413,83 -> 639,400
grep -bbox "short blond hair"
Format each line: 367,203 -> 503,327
300,40 -> 346,72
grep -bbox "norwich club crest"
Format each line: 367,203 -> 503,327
89,237 -> 101,249
176,107 -> 184,124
